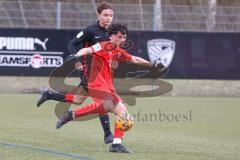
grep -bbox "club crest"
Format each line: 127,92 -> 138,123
147,39 -> 175,67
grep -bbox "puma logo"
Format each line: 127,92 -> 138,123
34,38 -> 49,50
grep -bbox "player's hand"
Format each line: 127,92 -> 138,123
152,62 -> 169,78
64,54 -> 78,63
75,53 -> 81,57
153,62 -> 168,72
75,61 -> 83,71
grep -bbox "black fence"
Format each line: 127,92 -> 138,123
0,28 -> 240,79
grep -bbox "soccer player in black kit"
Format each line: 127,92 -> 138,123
37,2 -> 114,144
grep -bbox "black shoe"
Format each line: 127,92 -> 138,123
104,133 -> 114,144
56,111 -> 73,129
37,90 -> 51,107
109,144 -> 133,153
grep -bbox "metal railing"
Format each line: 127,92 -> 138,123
0,0 -> 240,32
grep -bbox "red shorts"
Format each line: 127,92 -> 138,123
88,84 -> 122,103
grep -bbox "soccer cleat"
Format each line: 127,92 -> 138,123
109,144 -> 133,153
104,133 -> 114,144
56,111 -> 73,129
37,90 -> 51,107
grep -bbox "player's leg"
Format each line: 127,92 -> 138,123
56,100 -> 107,129
76,86 -> 113,144
56,99 -> 113,129
99,114 -> 113,144
56,99 -> 132,153
73,98 -> 114,144
36,86 -> 88,107
72,86 -> 88,104
85,87 -> 114,143
109,102 -> 133,153
75,86 -> 113,143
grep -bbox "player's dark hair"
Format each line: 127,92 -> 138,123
107,23 -> 128,36
97,2 -> 113,14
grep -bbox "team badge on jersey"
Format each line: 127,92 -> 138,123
76,31 -> 84,38
147,39 -> 175,67
91,43 -> 102,52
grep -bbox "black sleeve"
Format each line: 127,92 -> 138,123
67,28 -> 93,55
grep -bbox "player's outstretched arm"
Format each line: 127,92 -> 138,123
130,56 -> 154,68
75,47 -> 93,57
130,56 -> 168,72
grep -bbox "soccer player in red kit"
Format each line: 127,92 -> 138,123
56,23 -> 166,153
37,2 -> 114,144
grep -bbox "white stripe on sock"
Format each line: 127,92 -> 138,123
113,138 -> 121,144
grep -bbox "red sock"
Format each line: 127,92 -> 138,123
114,125 -> 124,139
64,93 -> 74,103
73,101 -> 106,118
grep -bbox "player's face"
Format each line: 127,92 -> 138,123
98,9 -> 113,28
111,32 -> 127,46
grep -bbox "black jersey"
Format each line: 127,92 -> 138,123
68,22 -> 110,54
67,22 -> 110,88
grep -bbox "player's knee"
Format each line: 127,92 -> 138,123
73,95 -> 84,105
103,100 -> 114,112
112,102 -> 127,115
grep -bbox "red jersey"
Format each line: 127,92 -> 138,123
88,41 -> 132,92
